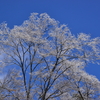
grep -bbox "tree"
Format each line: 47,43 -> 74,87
0,13 -> 100,100
0,69 -> 24,100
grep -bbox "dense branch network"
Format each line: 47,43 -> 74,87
0,13 -> 100,100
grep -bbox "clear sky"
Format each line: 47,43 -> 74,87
0,0 -> 100,79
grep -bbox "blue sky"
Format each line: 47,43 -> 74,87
0,0 -> 100,79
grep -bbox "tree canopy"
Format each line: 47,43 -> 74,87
0,13 -> 100,100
